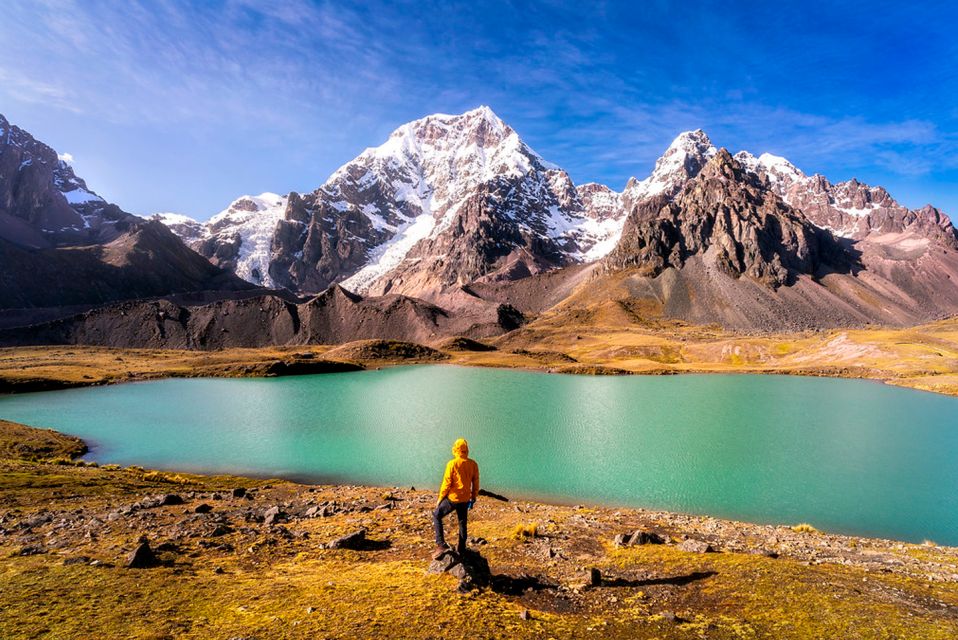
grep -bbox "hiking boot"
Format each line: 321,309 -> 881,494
432,544 -> 450,560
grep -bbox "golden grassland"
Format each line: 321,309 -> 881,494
7,315 -> 958,397
1,420 -> 958,639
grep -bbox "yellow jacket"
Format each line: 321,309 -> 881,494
439,438 -> 479,504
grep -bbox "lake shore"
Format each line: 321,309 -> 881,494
2,419 -> 958,639
1,315 -> 958,397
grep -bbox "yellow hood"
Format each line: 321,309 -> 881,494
452,438 -> 469,459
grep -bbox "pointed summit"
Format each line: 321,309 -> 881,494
621,129 -> 718,207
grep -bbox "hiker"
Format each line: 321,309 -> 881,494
432,438 -> 479,559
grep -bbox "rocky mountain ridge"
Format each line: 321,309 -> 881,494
156,113 -> 956,306
0,113 -> 255,312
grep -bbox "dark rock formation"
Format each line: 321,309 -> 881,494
427,549 -> 492,591
127,540 -> 159,568
0,113 -> 254,311
606,149 -> 850,289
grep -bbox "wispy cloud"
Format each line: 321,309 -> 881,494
1,0 -> 955,215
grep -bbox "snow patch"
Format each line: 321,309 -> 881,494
62,188 -> 104,205
340,212 -> 436,293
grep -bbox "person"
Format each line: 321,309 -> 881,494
432,438 -> 479,559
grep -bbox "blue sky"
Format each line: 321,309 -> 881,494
2,0 -> 956,219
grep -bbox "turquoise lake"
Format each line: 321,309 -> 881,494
2,366 -> 957,544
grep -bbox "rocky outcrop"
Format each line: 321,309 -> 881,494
0,219 -> 253,310
0,114 -> 255,310
606,149 -> 849,288
0,114 -> 133,249
734,150 -> 958,247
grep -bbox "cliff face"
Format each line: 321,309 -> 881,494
0,113 -> 255,311
606,149 -> 847,288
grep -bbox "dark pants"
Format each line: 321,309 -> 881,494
433,498 -> 468,552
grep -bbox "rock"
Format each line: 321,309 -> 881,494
615,529 -> 665,547
427,549 -> 491,591
210,524 -> 234,537
20,512 -> 53,529
263,506 -> 287,525
136,494 -> 184,510
127,541 -> 160,568
63,555 -> 91,566
630,529 -> 665,545
588,567 -> 602,587
194,503 -> 213,514
232,488 -> 246,498
520,609 -> 531,621
661,611 -> 683,624
325,528 -> 367,550
449,562 -> 470,580
16,545 -> 45,556
427,551 -> 459,574
677,539 -> 713,554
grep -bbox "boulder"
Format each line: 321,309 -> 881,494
263,506 -> 287,525
325,528 -> 367,550
194,503 -> 213,514
127,541 -> 159,568
426,549 -> 491,591
615,529 -> 665,547
588,567 -> 602,587
231,487 -> 246,498
677,539 -> 713,553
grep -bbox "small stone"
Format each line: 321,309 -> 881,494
263,506 -> 286,525
677,539 -> 713,553
232,487 -> 246,498
588,567 -> 602,587
194,504 -> 213,514
161,494 -> 184,506
325,528 -> 366,550
127,541 -> 159,569
519,609 -> 531,621
630,529 -> 665,545
63,555 -> 91,566
16,546 -> 45,556
213,566 -> 225,574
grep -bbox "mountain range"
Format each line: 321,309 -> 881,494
2,107 -> 957,347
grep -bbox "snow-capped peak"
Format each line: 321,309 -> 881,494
622,129 -> 718,203
734,150 -> 806,190
328,107 -> 576,292
209,192 -> 286,226
150,212 -> 198,226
